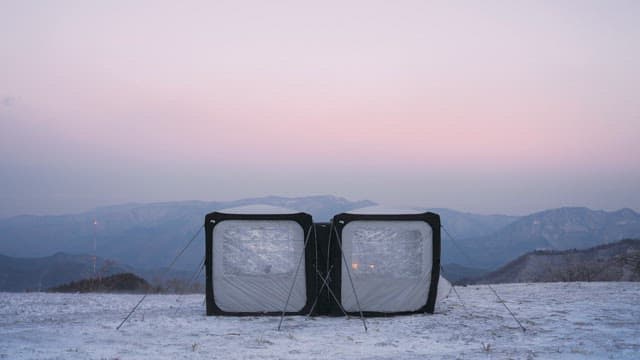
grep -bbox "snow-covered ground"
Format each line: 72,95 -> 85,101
1,282 -> 639,359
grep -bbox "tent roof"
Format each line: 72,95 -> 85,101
344,205 -> 427,215
215,204 -> 301,215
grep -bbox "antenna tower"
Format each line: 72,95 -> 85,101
92,219 -> 97,277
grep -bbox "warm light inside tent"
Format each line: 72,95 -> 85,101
340,220 -> 433,312
346,225 -> 425,277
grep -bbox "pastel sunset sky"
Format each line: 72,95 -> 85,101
1,0 -> 639,217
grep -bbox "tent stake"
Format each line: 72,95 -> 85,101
441,225 -> 526,332
173,256 -> 206,315
116,225 -> 203,330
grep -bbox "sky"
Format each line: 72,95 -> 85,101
1,0 -> 639,218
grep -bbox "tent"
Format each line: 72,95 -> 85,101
204,205 -> 447,316
327,207 -> 442,315
204,205 -> 316,315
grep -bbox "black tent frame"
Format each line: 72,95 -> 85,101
204,211 -> 316,316
327,212 -> 441,316
204,210 -> 441,316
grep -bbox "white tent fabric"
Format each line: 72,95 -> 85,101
435,275 -> 452,308
340,220 -> 434,312
344,205 -> 425,215
216,204 -> 301,215
212,219 -> 307,312
206,204 -> 449,315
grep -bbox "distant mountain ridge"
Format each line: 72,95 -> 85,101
440,263 -> 490,283
425,208 -> 519,240
0,252 -> 129,292
48,272 -> 151,293
450,207 -> 640,268
0,252 -> 203,292
1,196 -> 639,274
469,239 -> 640,284
0,195 -> 376,270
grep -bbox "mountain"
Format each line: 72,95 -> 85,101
0,195 -> 375,270
440,263 -> 490,284
0,252 -> 202,292
0,195 -> 519,271
447,207 -> 640,269
48,272 -> 151,293
468,239 -> 640,284
429,208 -> 520,267
0,252 -> 130,292
426,208 -> 518,239
2,197 -> 638,274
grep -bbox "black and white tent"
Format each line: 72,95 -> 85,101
327,207 -> 442,315
204,205 -> 450,317
204,205 -> 316,315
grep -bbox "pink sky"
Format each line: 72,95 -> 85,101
1,1 -> 639,216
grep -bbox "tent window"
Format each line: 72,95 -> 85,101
341,220 -> 433,312
349,227 -> 424,278
220,222 -> 299,276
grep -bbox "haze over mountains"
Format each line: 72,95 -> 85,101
1,195 -> 639,291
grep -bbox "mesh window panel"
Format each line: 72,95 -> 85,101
349,227 -> 423,278
212,220 -> 306,312
341,221 -> 433,312
221,223 -> 299,276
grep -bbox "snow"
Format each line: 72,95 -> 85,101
1,282 -> 639,359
